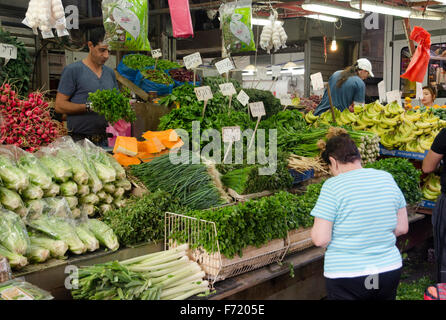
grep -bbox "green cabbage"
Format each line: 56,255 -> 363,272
0,243 -> 28,269
58,151 -> 90,186
103,183 -> 116,194
0,156 -> 29,191
0,209 -> 30,255
22,184 -> 44,200
80,194 -> 99,205
43,183 -> 60,197
77,185 -> 90,197
86,219 -> 119,251
115,179 -> 132,191
26,244 -> 50,263
28,232 -> 68,258
17,155 -> 53,190
75,223 -> 99,252
39,155 -> 72,183
26,214 -> 86,255
0,187 -> 24,211
60,181 -> 78,197
93,161 -> 116,183
43,198 -> 71,218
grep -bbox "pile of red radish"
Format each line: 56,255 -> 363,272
0,83 -> 67,152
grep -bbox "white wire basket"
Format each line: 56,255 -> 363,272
164,212 -> 290,286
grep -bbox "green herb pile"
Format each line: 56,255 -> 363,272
0,28 -> 32,95
130,152 -> 229,210
396,276 -> 434,300
122,54 -> 182,71
221,156 -> 293,195
365,158 -> 422,205
203,76 -> 242,92
141,69 -> 174,86
242,89 -> 283,118
88,88 -> 137,124
179,185 -> 322,259
101,191 -> 186,246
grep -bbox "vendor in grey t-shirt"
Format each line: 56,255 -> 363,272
55,27 -> 118,146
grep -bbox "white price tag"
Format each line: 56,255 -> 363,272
257,67 -> 268,80
183,52 -> 202,70
416,82 -> 423,100
272,66 -> 282,78
219,83 -> 236,96
386,90 -> 402,105
378,81 -> 386,103
0,44 -> 17,60
310,72 -> 324,91
194,86 -> 213,101
215,58 -> 234,75
280,94 -> 293,107
237,90 -> 250,106
249,101 -> 266,118
222,126 -> 241,143
151,49 -> 162,59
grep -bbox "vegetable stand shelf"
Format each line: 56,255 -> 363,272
13,241 -> 163,300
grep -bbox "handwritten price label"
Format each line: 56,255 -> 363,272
257,67 -> 268,80
151,49 -> 162,59
222,126 -> 241,143
237,90 -> 250,106
386,90 -> 402,105
183,52 -> 202,70
280,94 -> 293,107
249,101 -> 266,118
416,82 -> 423,100
272,65 -> 282,78
219,83 -> 236,96
378,81 -> 386,103
310,72 -> 324,91
194,86 -> 213,101
215,58 -> 234,75
0,44 -> 17,60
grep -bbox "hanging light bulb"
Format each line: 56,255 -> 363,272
330,38 -> 337,51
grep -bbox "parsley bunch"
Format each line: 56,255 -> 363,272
88,88 -> 136,124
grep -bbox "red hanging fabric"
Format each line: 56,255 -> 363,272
400,26 -> 431,83
168,0 -> 194,39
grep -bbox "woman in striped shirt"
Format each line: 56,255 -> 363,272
310,133 -> 409,300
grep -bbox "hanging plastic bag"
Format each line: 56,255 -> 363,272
401,26 -> 431,83
219,0 -> 256,54
106,120 -> 132,148
168,0 -> 194,39
102,0 -> 151,51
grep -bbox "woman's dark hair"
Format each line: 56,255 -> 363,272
321,133 -> 361,165
423,86 -> 437,100
336,63 -> 360,88
88,27 -> 106,46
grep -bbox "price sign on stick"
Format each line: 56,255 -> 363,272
151,49 -> 162,69
215,58 -> 234,75
280,94 -> 293,110
183,52 -> 202,70
222,126 -> 241,163
195,86 -> 213,117
386,90 -> 402,106
0,44 -> 17,65
220,83 -> 237,112
416,82 -> 423,100
310,72 -> 324,91
378,81 -> 386,103
272,65 -> 281,78
248,102 -> 265,149
237,90 -> 250,107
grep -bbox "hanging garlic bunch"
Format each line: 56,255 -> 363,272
259,9 -> 288,53
24,0 -> 68,38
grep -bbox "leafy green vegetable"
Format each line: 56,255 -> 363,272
122,54 -> 181,71
60,181 -> 78,197
21,184 -> 44,200
365,158 -> 422,205
88,88 -> 137,124
141,69 -> 174,86
0,209 -> 29,255
75,222 -> 99,252
28,231 -> 68,258
0,243 -> 27,269
39,155 -> 72,183
86,219 -> 119,251
17,154 -> 53,190
0,187 -> 25,212
26,244 -> 50,263
0,155 -> 29,191
396,276 -> 434,300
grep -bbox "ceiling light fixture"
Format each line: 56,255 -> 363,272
302,1 -> 364,19
350,0 -> 412,18
410,9 -> 445,20
305,14 -> 340,22
251,18 -> 283,26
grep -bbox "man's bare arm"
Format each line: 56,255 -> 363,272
55,92 -> 87,115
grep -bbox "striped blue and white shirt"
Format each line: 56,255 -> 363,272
311,168 -> 406,279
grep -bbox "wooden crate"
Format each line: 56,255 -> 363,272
285,228 -> 314,255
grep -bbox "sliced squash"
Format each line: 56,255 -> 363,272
113,136 -> 138,157
113,153 -> 141,167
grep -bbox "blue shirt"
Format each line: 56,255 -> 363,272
311,168 -> 406,278
57,61 -> 119,135
314,70 -> 366,116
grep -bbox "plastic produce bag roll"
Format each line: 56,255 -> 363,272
168,0 -> 194,39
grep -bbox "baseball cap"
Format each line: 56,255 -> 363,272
357,58 -> 374,78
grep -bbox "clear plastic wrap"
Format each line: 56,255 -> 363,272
35,144 -> 73,183
28,230 -> 68,259
86,218 -> 119,251
16,148 -> 53,191
0,146 -> 30,192
0,279 -> 53,300
0,209 -> 30,256
0,187 -> 26,216
78,139 -> 117,184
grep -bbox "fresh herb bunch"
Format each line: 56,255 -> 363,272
130,152 -> 229,210
260,109 -> 307,133
0,28 -> 32,95
242,88 -> 283,118
169,68 -> 199,83
365,158 -> 422,205
203,76 -> 242,92
122,54 -> 181,71
141,69 -> 174,86
396,276 -> 434,300
101,191 -> 185,246
88,88 -> 136,124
